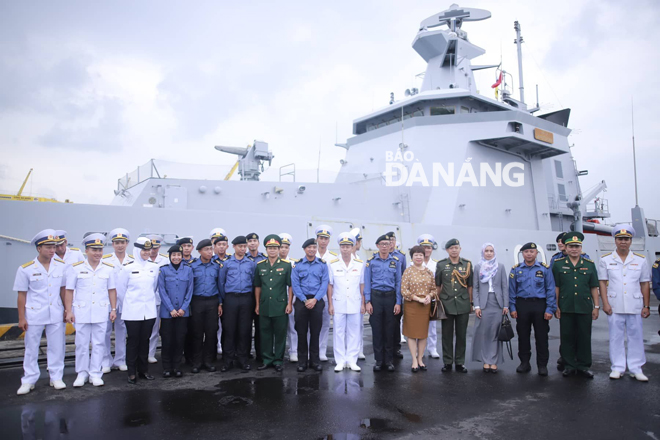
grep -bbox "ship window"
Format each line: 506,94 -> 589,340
558,183 -> 567,202
430,106 -> 455,116
555,160 -> 564,179
460,106 -> 470,114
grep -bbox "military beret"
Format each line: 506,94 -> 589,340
84,233 -> 106,249
176,237 -> 193,246
134,237 -> 153,250
232,236 -> 248,245
562,232 -> 584,245
520,242 -> 537,251
168,245 -> 183,255
613,224 -> 635,238
31,229 -> 58,247
302,238 -> 317,249
212,234 -> 228,245
445,238 -> 460,249
376,234 -> 390,245
196,239 -> 213,251
556,232 -> 566,243
386,231 -> 396,238
246,233 -> 259,241
264,234 -> 282,247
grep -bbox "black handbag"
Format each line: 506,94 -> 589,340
498,313 -> 515,360
429,294 -> 447,321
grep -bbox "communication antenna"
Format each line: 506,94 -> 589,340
631,97 -> 639,207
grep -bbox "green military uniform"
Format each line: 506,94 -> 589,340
552,235 -> 599,372
254,235 -> 292,367
435,244 -> 473,366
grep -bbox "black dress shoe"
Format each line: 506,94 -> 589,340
174,370 -> 183,378
516,362 -> 531,373
419,365 -> 427,371
538,366 -> 548,376
314,364 -> 323,372
257,364 -> 270,371
220,363 -> 232,372
490,367 -> 498,374
162,371 -> 172,378
204,365 -> 217,372
274,365 -> 283,372
386,364 -> 395,372
557,357 -> 565,371
128,375 -> 137,384
577,369 -> 594,379
191,367 -> 200,374
373,364 -> 382,372
441,364 -> 452,372
411,367 -> 419,373
242,364 -> 252,371
562,369 -> 576,377
138,373 -> 155,380
297,364 -> 307,372
455,365 -> 468,373
395,350 -> 404,359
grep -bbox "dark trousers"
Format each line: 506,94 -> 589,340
393,303 -> 403,352
125,318 -> 156,376
515,299 -> 550,366
222,293 -> 254,366
160,317 -> 188,372
560,312 -> 592,371
441,312 -> 470,365
260,314 -> 288,365
253,312 -> 262,361
369,291 -> 396,365
294,298 -> 324,365
190,296 -> 219,368
184,317 -> 194,364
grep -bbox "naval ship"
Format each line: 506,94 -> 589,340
1,4 -> 658,323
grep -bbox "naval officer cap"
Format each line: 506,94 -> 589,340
520,242 -> 537,251
134,237 -> 153,250
246,232 -> 259,241
196,239 -> 213,251
31,229 -> 58,247
168,245 -> 183,255
264,234 -> 282,247
108,228 -> 130,242
279,233 -> 292,245
302,238 -> 317,249
556,232 -> 566,243
337,232 -> 356,246
376,234 -> 390,245
232,235 -> 248,245
445,238 -> 460,249
315,225 -> 333,238
613,224 -> 635,238
176,237 -> 193,246
54,230 -> 68,244
350,227 -> 362,241
417,234 -> 436,246
562,232 -> 584,245
147,234 -> 164,248
210,228 -> 226,239
84,233 -> 106,249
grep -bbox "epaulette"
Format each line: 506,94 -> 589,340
392,255 -> 399,261
147,260 -> 158,264
354,258 -> 363,263
70,247 -> 80,251
601,252 -> 612,258
330,258 -> 340,264
102,254 -> 113,259
329,251 -> 337,256
257,259 -> 268,264
653,259 -> 659,269
160,253 -> 168,258
583,258 -> 594,263
319,258 -> 326,264
432,258 -> 438,262
512,263 -> 519,269
282,258 -> 290,263
55,258 -> 65,264
214,260 -> 223,267
21,261 -> 35,269
541,262 -> 549,268
368,255 -> 375,261
123,261 -> 134,266
555,256 -> 566,262
127,254 -> 135,259
102,261 -> 114,268
73,261 -> 84,267
633,252 -> 646,259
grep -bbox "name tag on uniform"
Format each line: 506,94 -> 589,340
80,271 -> 89,274
609,263 -> 617,266
580,268 -> 589,271
562,267 -> 570,270
535,270 -> 544,278
32,273 -> 42,276
132,271 -> 140,274
389,261 -> 397,268
630,263 -> 638,266
351,269 -> 358,272
276,268 -> 284,272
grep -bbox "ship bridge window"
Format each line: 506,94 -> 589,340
460,106 -> 470,114
555,160 -> 564,179
430,106 -> 455,116
557,183 -> 567,202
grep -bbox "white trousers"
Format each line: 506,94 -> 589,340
319,298 -> 331,357
148,307 -> 161,358
333,313 -> 361,366
426,320 -> 437,353
75,322 -> 108,379
217,316 -> 223,352
106,317 -> 127,367
22,322 -> 65,385
608,313 -> 646,374
288,305 -> 297,355
358,313 -> 364,355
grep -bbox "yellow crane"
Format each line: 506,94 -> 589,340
0,169 -> 62,203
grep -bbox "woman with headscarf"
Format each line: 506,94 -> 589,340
158,245 -> 194,378
471,243 -> 509,372
117,237 -> 159,384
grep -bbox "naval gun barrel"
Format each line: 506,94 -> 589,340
214,146 -> 249,157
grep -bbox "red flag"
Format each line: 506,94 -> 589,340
491,72 -> 502,88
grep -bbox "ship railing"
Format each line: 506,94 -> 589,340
648,219 -> 659,237
117,159 -> 161,191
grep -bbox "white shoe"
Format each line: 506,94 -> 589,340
400,338 -> 407,344
609,371 -> 622,380
630,372 -> 649,382
430,351 -> 440,359
102,366 -> 111,374
50,380 -> 67,390
73,373 -> 89,387
91,377 -> 105,387
289,354 -> 298,363
334,363 -> 345,372
320,355 -> 329,362
148,357 -> 158,364
358,353 -> 366,360
217,350 -> 223,355
349,363 -> 361,372
17,383 -> 35,395
118,364 -> 128,371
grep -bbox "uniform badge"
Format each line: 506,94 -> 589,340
389,261 -> 397,269
535,270 -> 544,278
509,273 -> 514,279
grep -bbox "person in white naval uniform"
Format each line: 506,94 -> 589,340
315,224 -> 335,362
65,233 -> 118,387
54,230 -> 85,266
327,232 -> 365,371
117,237 -> 160,384
418,234 -> 441,359
350,227 -> 367,361
598,224 -> 652,381
147,234 -> 169,363
279,233 -> 300,362
102,228 -> 133,371
14,229 -> 68,395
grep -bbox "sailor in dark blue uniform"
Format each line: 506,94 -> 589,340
176,237 -> 196,265
508,242 -> 556,376
246,232 -> 266,363
157,245 -> 194,378
210,232 -> 231,357
188,239 -> 223,373
364,234 -> 402,372
387,231 -> 407,359
652,258 -> 660,333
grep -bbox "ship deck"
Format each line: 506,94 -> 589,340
1,306 -> 658,439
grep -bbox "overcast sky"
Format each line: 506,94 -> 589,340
1,0 -> 658,223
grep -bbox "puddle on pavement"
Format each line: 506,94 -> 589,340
359,418 -> 402,433
124,412 -> 151,427
396,407 -> 421,423
215,375 -> 337,397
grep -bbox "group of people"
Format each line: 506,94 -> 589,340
13,224 -> 658,395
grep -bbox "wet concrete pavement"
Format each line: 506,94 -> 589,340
1,309 -> 659,440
